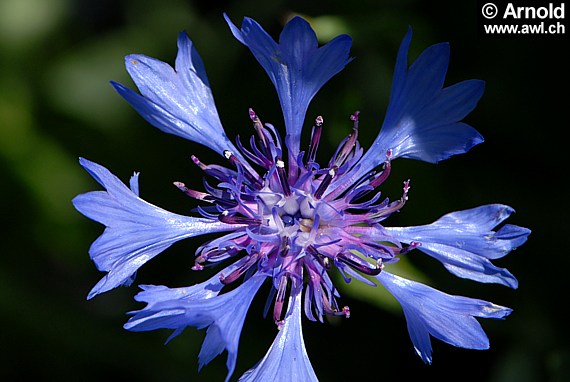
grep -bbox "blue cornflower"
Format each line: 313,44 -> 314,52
72,14 -> 530,381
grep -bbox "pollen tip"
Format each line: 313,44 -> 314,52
192,263 -> 204,271
328,167 -> 337,177
224,150 -> 233,159
403,179 -> 411,193
191,155 -> 202,165
378,260 -> 385,271
315,115 -> 324,126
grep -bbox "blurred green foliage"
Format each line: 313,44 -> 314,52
1,0 -> 568,381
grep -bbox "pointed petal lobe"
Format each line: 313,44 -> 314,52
377,271 -> 512,364
225,14 -> 352,158
113,32 -> 245,161
125,273 -> 266,382
72,158 -> 238,299
349,28 -> 484,183
239,289 -> 318,382
383,204 -> 530,288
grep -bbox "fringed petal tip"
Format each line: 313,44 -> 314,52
350,28 -> 485,179
384,204 -> 529,288
73,158 -> 240,299
223,13 -> 352,157
238,290 -> 318,382
124,274 -> 265,382
378,272 -> 513,363
110,39 -> 243,161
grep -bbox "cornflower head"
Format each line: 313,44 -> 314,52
72,13 -> 530,381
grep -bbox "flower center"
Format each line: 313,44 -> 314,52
178,109 -> 411,323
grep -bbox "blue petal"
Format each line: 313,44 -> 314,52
351,28 -> 484,181
239,289 -> 318,382
112,32 -> 245,161
128,257 -> 253,319
225,14 -> 352,157
377,271 -> 512,364
125,273 -> 266,382
71,158 -> 237,299
384,204 -> 529,288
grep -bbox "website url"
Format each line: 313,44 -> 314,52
483,21 -> 565,35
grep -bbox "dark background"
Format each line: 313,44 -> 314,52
1,0 -> 567,381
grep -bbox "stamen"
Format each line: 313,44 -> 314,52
191,154 -> 207,170
198,246 -> 241,265
174,181 -> 237,209
306,116 -> 324,165
275,156 -> 291,196
337,251 -> 382,276
218,211 -> 261,225
273,275 -> 288,323
223,150 -> 263,188
173,182 -> 211,201
398,241 -> 421,255
219,252 -> 261,285
314,166 -> 337,199
321,293 -> 346,317
191,155 -> 235,182
369,179 -> 411,220
368,152 -> 392,189
307,245 -> 332,270
331,111 -> 360,167
403,179 -> 411,197
249,108 -> 268,153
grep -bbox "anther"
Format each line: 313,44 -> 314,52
191,155 -> 207,170
275,156 -> 291,196
273,275 -> 288,323
249,108 -> 269,154
368,159 -> 392,189
218,212 -> 261,225
403,179 -> 411,199
307,116 -> 324,165
307,245 -> 332,270
350,111 -> 360,125
331,111 -> 360,167
224,149 -> 263,188
337,252 -> 382,276
369,179 -> 411,220
174,182 -> 211,201
191,263 -> 204,271
219,252 -> 261,285
398,241 -> 421,255
314,166 -> 337,199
